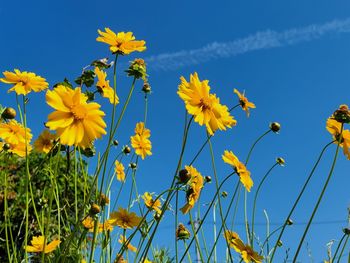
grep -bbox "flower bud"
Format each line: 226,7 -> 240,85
1,107 -> 16,120
277,240 -> 283,247
204,176 -> 212,183
90,203 -> 101,214
178,169 -> 191,184
142,82 -> 151,93
276,157 -> 285,166
333,104 -> 350,124
343,228 -> 350,235
3,143 -> 11,151
122,145 -> 131,155
129,162 -> 137,169
221,191 -> 228,198
176,223 -> 191,240
113,140 -> 119,146
270,122 -> 281,133
80,147 -> 96,158
286,218 -> 293,225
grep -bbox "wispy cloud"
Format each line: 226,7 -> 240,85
145,18 -> 350,71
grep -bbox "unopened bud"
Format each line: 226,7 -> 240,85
99,194 -> 110,207
277,240 -> 283,247
343,228 -> 350,235
1,107 -> 16,119
276,157 -> 285,166
176,223 -> 191,240
205,176 -> 212,183
129,162 -> 137,169
286,218 -> 293,226
90,203 -> 101,214
142,82 -> 151,93
113,140 -> 119,146
122,145 -> 131,155
333,104 -> 350,124
3,143 -> 11,151
221,191 -> 228,198
270,122 -> 281,133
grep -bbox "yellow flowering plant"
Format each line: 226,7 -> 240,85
0,27 -> 348,263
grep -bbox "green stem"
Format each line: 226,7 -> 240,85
293,133 -> 342,261
337,234 -> 349,263
269,140 -> 334,261
189,211 -> 205,262
251,163 -> 279,248
332,233 -> 347,262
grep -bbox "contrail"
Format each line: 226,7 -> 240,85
144,18 -> 350,71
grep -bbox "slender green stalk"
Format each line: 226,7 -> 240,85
332,233 -> 347,262
251,163 -> 279,248
260,226 -> 283,255
189,211 -> 205,262
175,190 -> 179,263
269,140 -> 334,261
337,234 -> 349,263
4,171 -> 12,262
293,134 -> 342,261
183,240 -> 193,263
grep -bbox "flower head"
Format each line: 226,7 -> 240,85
142,192 -> 162,214
224,230 -> 263,263
25,235 -> 61,254
234,89 -> 256,117
0,120 -> 32,145
110,207 -> 142,229
115,160 -> 126,182
45,85 -> 107,148
130,122 -> 152,159
0,69 -> 49,95
222,150 -> 253,192
178,73 -> 236,135
96,28 -> 146,55
176,223 -> 191,240
180,165 -> 204,214
118,235 -> 137,252
94,67 -> 119,104
34,130 -> 57,154
326,118 -> 350,160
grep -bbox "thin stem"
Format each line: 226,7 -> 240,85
293,132 -> 342,261
332,233 -> 347,262
269,140 -> 334,261
337,234 -> 349,263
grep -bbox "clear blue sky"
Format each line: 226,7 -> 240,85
1,0 -> 350,262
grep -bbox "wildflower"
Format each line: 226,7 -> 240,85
94,67 -> 119,104
142,192 -> 162,214
178,169 -> 191,184
118,235 -> 137,252
25,235 -> 61,254
115,160 -> 125,182
45,85 -> 107,148
3,141 -> 32,157
97,220 -> 114,232
90,203 -> 101,214
82,216 -> 94,230
142,82 -> 151,93
224,230 -> 263,263
177,72 -> 236,135
180,165 -> 204,214
0,120 -> 32,145
1,107 -> 16,119
109,207 -> 142,229
130,122 -> 152,159
96,29 -> 146,55
269,122 -> 281,133
326,118 -> 350,160
0,69 -> 49,95
233,89 -> 256,117
99,193 -> 110,207
176,223 -> 191,240
222,150 -> 253,192
34,130 -> 57,154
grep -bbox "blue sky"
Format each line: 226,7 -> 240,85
1,0 -> 350,262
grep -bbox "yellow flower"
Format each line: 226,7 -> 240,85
82,216 -> 94,230
25,235 -> 61,254
94,67 -> 119,104
34,130 -> 57,154
142,192 -> 162,214
118,235 -> 137,252
130,122 -> 152,159
96,28 -> 146,55
233,89 -> 256,117
326,118 -> 350,160
46,85 -> 107,148
82,216 -> 114,232
178,73 -> 236,135
109,207 -> 142,229
222,150 -> 253,192
180,165 -> 204,214
224,230 -> 263,263
115,160 -> 126,182
6,141 -> 32,157
0,69 -> 49,95
0,120 -> 32,145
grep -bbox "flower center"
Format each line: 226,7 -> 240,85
71,104 -> 87,120
200,97 -> 212,111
